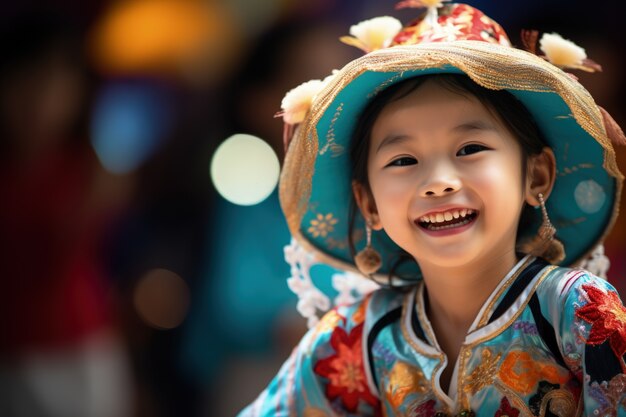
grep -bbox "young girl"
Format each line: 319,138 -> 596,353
240,2 -> 626,415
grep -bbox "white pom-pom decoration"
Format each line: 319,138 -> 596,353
280,79 -> 326,125
340,16 -> 403,53
539,33 -> 586,68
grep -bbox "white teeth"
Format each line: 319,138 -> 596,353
419,209 -> 476,224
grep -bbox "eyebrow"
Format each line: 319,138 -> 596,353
452,120 -> 497,133
375,134 -> 412,154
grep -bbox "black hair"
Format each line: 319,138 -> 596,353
348,73 -> 547,284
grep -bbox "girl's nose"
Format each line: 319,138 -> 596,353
423,186 -> 457,197
419,163 -> 462,197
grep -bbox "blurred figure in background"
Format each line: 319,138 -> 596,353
0,11 -> 133,417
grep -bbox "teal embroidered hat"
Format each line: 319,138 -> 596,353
278,2 -> 624,284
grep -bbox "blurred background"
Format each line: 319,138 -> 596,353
0,1 -> 624,416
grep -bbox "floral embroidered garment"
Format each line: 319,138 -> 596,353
238,256 -> 626,416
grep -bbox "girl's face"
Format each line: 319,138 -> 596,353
359,79 -> 533,270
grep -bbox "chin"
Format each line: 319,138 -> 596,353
415,247 -> 487,269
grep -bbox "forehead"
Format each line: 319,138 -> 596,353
372,79 -> 496,134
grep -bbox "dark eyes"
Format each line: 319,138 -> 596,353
457,144 -> 489,156
386,144 -> 489,167
388,157 -> 417,167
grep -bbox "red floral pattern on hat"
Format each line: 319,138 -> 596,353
392,4 -> 510,47
575,284 -> 626,370
314,323 -> 379,412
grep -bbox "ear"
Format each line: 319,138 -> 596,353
525,147 -> 557,207
352,180 -> 383,230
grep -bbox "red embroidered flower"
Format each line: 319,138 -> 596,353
575,284 -> 626,367
314,323 -> 379,412
494,397 -> 520,417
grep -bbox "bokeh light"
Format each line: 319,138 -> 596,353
89,0 -> 240,84
210,134 -> 280,206
91,81 -> 173,174
133,269 -> 190,330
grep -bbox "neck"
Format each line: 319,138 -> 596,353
419,249 -> 521,330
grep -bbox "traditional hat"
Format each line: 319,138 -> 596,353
278,1 -> 624,284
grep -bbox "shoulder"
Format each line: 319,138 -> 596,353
532,266 -> 624,340
535,265 -> 619,307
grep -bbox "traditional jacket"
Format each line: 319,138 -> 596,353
239,256 -> 626,416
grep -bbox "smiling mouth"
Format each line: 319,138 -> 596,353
416,209 -> 479,231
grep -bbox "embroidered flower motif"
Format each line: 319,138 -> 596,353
340,16 -> 403,53
308,213 -> 339,238
385,361 -> 429,409
575,284 -> 626,369
314,323 -> 379,412
588,374 -> 626,416
512,321 -> 539,336
463,348 -> 502,395
280,79 -> 326,124
494,397 -> 520,417
498,351 -> 568,395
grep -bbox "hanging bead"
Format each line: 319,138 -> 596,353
434,413 -> 449,417
457,410 -> 475,417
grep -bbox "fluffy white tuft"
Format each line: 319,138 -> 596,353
348,16 -> 403,52
539,33 -> 586,68
280,79 -> 325,125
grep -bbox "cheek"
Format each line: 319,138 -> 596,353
472,156 -> 523,191
369,173 -> 413,217
469,158 -> 526,220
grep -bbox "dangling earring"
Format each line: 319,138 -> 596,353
355,221 -> 382,276
520,192 -> 565,263
537,193 -> 555,240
